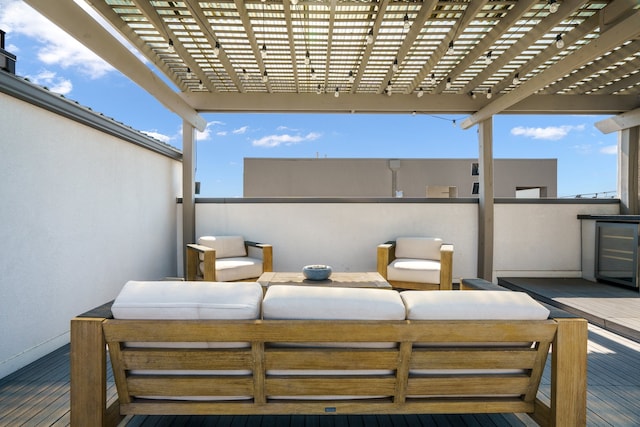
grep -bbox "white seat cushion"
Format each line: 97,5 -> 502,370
395,237 -> 442,260
263,285 -> 405,399
112,280 -> 264,400
400,290 -> 550,320
387,258 -> 441,284
263,285 -> 406,320
112,280 -> 263,320
400,290 -> 551,388
198,235 -> 247,258
200,256 -> 263,281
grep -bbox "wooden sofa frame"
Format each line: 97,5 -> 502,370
377,241 -> 454,290
70,279 -> 587,427
185,240 -> 273,281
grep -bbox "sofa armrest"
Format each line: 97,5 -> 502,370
185,243 -> 216,281
376,241 -> 396,279
439,244 -> 454,290
70,313 -> 123,427
246,241 -> 273,272
460,277 -> 588,426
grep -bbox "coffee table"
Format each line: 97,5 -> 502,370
257,271 -> 392,289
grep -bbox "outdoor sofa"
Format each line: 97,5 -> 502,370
70,278 -> 587,427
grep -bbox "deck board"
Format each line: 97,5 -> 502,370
3,281 -> 640,426
498,277 -> 640,343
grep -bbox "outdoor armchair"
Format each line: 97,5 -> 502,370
186,235 -> 273,282
377,237 -> 453,290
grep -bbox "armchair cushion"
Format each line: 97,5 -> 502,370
201,257 -> 264,282
387,258 -> 441,284
198,235 -> 247,258
395,237 -> 443,260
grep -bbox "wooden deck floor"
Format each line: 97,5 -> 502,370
498,277 -> 640,343
2,279 -> 640,426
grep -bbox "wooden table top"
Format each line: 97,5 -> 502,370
257,271 -> 392,289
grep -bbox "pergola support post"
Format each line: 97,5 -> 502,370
477,118 -> 495,281
182,120 -> 196,276
618,126 -> 640,215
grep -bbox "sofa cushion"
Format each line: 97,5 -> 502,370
387,258 -> 441,284
112,280 -> 262,320
263,285 -> 405,399
198,235 -> 247,258
263,285 -> 406,320
395,237 -> 442,260
400,290 -> 550,320
199,256 -> 263,282
112,280 -> 263,400
401,290 -> 550,387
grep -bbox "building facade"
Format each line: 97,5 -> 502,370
244,158 -> 557,198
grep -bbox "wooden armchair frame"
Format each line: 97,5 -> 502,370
185,240 -> 273,281
377,240 -> 453,290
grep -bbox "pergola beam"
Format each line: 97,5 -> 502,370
460,9 -> 640,130
595,108 -> 640,134
23,0 -> 206,132
180,92 -> 639,115
351,0 -> 390,93
131,0 -> 216,93
183,1 -> 243,92
234,0 -> 271,92
378,0 -> 438,95
435,0 -> 536,94
408,0 -> 489,94
465,0 -> 589,96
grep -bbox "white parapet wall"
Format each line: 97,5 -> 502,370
193,200 -> 478,279
493,201 -> 619,280
188,198 -> 619,282
0,77 -> 182,379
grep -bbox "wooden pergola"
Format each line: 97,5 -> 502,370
24,0 -> 640,279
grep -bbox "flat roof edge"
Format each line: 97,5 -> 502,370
0,71 -> 181,161
175,197 -> 620,204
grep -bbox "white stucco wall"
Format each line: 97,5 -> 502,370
0,91 -> 181,378
194,201 -> 478,279
493,202 -> 619,280
191,199 -> 619,284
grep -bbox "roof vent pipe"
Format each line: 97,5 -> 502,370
389,159 -> 401,197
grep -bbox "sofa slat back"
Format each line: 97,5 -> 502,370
103,318 -> 557,416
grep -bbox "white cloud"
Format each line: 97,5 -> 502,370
217,131 -> 228,136
572,144 -> 593,155
277,125 -> 298,131
141,130 -> 171,143
252,132 -> 321,148
196,124 -> 212,141
0,0 -> 149,79
600,145 -> 617,155
233,126 -> 249,135
167,120 -> 228,142
510,124 -> 585,140
0,0 -> 114,79
27,70 -> 73,95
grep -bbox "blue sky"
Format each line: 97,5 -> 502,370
1,0 -> 618,198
